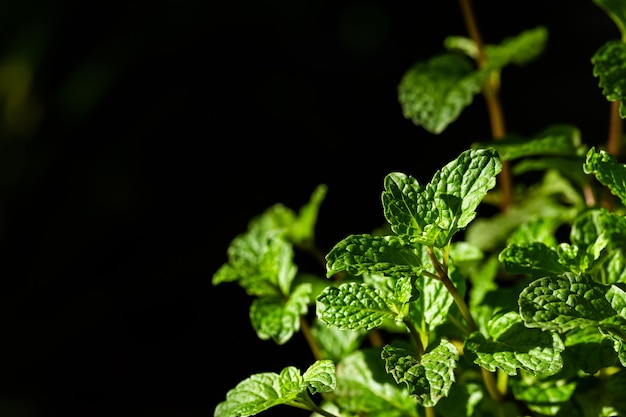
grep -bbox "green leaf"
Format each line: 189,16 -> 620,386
382,148 -> 501,247
584,147 -> 626,206
214,361 -> 336,417
310,319 -> 367,363
332,348 -> 419,417
303,359 -> 337,395
606,248 -> 626,284
500,220 -> 612,276
434,381 -> 483,417
465,171 -> 580,252
247,184 -> 327,247
506,217 -> 562,247
249,283 -> 311,344
563,327 -> 618,374
464,311 -> 564,376
574,370 -> 626,416
445,26 -> 548,71
382,339 -> 458,407
474,124 -> 584,161
484,26 -> 548,69
499,242 -> 571,277
397,53 -> 488,134
325,234 -> 423,278
212,229 -> 297,297
512,156 -> 589,187
518,273 -> 626,338
592,40 -> 626,114
316,282 -> 396,330
510,377 -> 577,416
408,264 -> 464,334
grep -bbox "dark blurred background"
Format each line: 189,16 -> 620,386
0,1 -> 617,416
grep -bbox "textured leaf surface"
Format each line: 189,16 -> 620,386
249,283 -> 311,344
212,229 -> 297,297
499,242 -> 570,277
316,282 -> 395,330
302,359 -> 336,395
382,148 -> 501,247
518,273 -> 626,339
397,53 -> 486,134
214,361 -> 336,417
464,311 -> 564,376
570,207 -> 626,250
325,234 -> 423,278
382,339 -> 458,407
584,147 -> 626,206
592,39 -> 626,112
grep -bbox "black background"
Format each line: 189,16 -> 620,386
0,1 -> 618,416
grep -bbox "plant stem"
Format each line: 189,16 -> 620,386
601,100 -> 623,210
404,317 -> 425,357
300,316 -> 324,361
458,0 -> 512,211
308,403 -> 338,417
440,274 -> 477,333
607,100 -> 622,158
426,247 -> 504,403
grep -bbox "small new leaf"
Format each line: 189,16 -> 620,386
382,148 -> 501,248
382,339 -> 458,407
248,184 -> 327,247
249,283 -> 311,344
212,229 -> 297,297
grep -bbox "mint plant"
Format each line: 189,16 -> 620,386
212,1 -> 626,416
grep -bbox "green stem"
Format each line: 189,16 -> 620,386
404,318 -> 425,357
298,392 -> 338,417
300,316 -> 324,361
497,370 -> 508,397
441,275 -> 477,332
426,247 -> 504,403
308,403 -> 338,417
607,100 -> 622,158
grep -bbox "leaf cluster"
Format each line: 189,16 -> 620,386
212,1 -> 626,416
